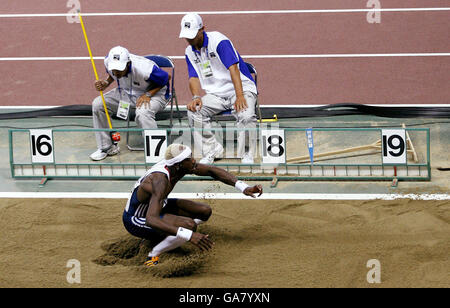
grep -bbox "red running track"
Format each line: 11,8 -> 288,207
0,0 -> 449,107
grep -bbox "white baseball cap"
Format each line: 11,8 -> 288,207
107,46 -> 130,71
179,13 -> 203,39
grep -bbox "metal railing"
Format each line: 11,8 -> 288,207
9,127 -> 431,182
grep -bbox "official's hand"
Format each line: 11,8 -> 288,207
243,185 -> 263,198
94,80 -> 109,92
136,94 -> 151,108
187,97 -> 202,112
189,232 -> 214,251
234,95 -> 248,113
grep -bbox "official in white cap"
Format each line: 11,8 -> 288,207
179,12 -> 204,39
90,46 -> 172,161
179,13 -> 258,165
122,144 -> 263,266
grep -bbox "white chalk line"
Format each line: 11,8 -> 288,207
0,192 -> 448,200
1,53 -> 449,62
1,104 -> 449,110
0,8 -> 449,18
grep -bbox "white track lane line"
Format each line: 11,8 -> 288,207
0,8 -> 449,18
0,192 -> 448,200
1,53 -> 450,62
1,104 -> 449,111
1,104 -> 449,109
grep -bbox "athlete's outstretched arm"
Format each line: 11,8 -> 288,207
193,163 -> 263,198
193,163 -> 237,185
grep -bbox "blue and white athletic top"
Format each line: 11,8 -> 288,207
184,31 -> 257,98
124,160 -> 170,217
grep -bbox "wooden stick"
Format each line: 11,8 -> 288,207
402,123 -> 419,163
287,140 -> 381,163
288,125 -> 419,164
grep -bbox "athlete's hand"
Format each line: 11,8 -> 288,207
187,97 -> 202,112
190,232 -> 214,251
244,185 -> 263,198
94,80 -> 109,92
234,94 -> 248,113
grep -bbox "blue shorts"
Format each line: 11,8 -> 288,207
122,190 -> 178,240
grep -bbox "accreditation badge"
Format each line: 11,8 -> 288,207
200,60 -> 214,79
116,100 -> 131,120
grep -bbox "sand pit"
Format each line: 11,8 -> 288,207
0,197 -> 448,288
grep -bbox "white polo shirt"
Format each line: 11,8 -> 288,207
104,54 -> 169,98
184,31 -> 257,98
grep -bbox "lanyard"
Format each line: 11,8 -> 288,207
193,45 -> 210,63
116,73 -> 134,102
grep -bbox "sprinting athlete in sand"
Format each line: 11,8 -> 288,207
122,144 -> 263,266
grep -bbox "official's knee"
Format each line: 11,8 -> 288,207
187,110 -> 195,127
92,97 -> 104,113
237,110 -> 256,126
187,110 -> 210,127
135,108 -> 156,128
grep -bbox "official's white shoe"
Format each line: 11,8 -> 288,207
89,144 -> 120,161
241,152 -> 254,164
107,144 -> 120,156
199,143 -> 224,165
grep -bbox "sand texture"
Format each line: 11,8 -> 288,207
0,198 -> 448,288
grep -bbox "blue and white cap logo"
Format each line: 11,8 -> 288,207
179,13 -> 203,39
107,46 -> 130,71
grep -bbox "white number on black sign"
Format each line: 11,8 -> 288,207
260,129 -> 286,164
381,129 -> 406,164
144,130 -> 167,163
30,129 -> 54,163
